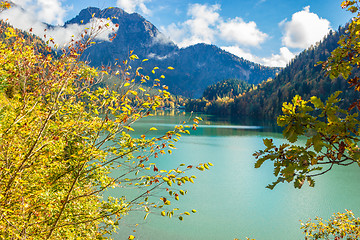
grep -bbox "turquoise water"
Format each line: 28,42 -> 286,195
107,111 -> 360,240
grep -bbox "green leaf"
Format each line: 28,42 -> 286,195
263,138 -> 274,149
312,134 -> 323,152
310,96 -> 324,109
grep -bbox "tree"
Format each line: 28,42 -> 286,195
0,3 -> 211,239
300,210 -> 360,239
254,1 -> 360,238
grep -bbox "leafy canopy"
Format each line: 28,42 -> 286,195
254,1 -> 360,238
254,0 -> 360,190
0,3 -> 211,239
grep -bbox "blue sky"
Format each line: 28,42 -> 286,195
2,0 -> 353,67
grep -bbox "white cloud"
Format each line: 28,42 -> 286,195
219,17 -> 267,46
161,4 -> 220,47
117,0 -> 152,16
0,6 -> 119,47
152,31 -> 174,45
281,6 -> 331,49
260,47 -> 295,67
161,3 -> 267,49
11,0 -> 68,25
147,52 -> 173,60
36,0 -> 67,25
160,23 -> 188,46
221,46 -> 295,67
221,46 -> 257,62
220,6 -> 329,67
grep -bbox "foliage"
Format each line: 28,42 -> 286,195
185,98 -> 208,113
253,0 -> 360,189
324,0 -> 360,110
229,30 -> 350,120
98,75 -> 187,109
0,7 -> 211,240
255,1 -> 360,238
186,96 -> 235,116
301,210 -> 360,239
185,78 -> 254,115
254,92 -> 360,189
202,78 -> 252,101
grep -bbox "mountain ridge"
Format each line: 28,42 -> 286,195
65,7 -> 280,97
185,25 -> 360,119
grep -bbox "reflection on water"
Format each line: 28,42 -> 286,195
110,111 -> 360,240
155,123 -> 264,130
136,110 -> 282,137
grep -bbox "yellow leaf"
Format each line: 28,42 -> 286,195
124,126 -> 134,131
149,127 -> 157,131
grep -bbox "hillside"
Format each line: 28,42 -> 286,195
231,26 -> 360,119
186,26 -> 360,119
66,7 -> 280,98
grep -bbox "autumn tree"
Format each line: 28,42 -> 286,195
0,2 -> 211,239
254,1 -> 360,238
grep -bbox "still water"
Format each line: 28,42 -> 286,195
109,110 -> 360,240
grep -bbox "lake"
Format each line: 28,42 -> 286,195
108,110 -> 360,240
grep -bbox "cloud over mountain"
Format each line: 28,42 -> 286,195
280,6 -> 331,49
116,0 -> 151,15
221,46 -> 295,67
0,5 -> 118,47
218,17 -> 268,46
11,0 -> 68,25
160,3 -> 267,48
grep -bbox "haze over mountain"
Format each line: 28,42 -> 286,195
66,7 -> 280,97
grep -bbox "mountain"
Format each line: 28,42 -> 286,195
190,25 -> 360,119
66,7 -> 280,97
65,7 -> 178,67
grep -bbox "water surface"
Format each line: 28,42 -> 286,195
108,111 -> 360,240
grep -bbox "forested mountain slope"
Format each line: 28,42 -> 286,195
210,26 -> 360,119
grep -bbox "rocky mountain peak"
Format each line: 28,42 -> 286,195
66,7 -> 280,97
